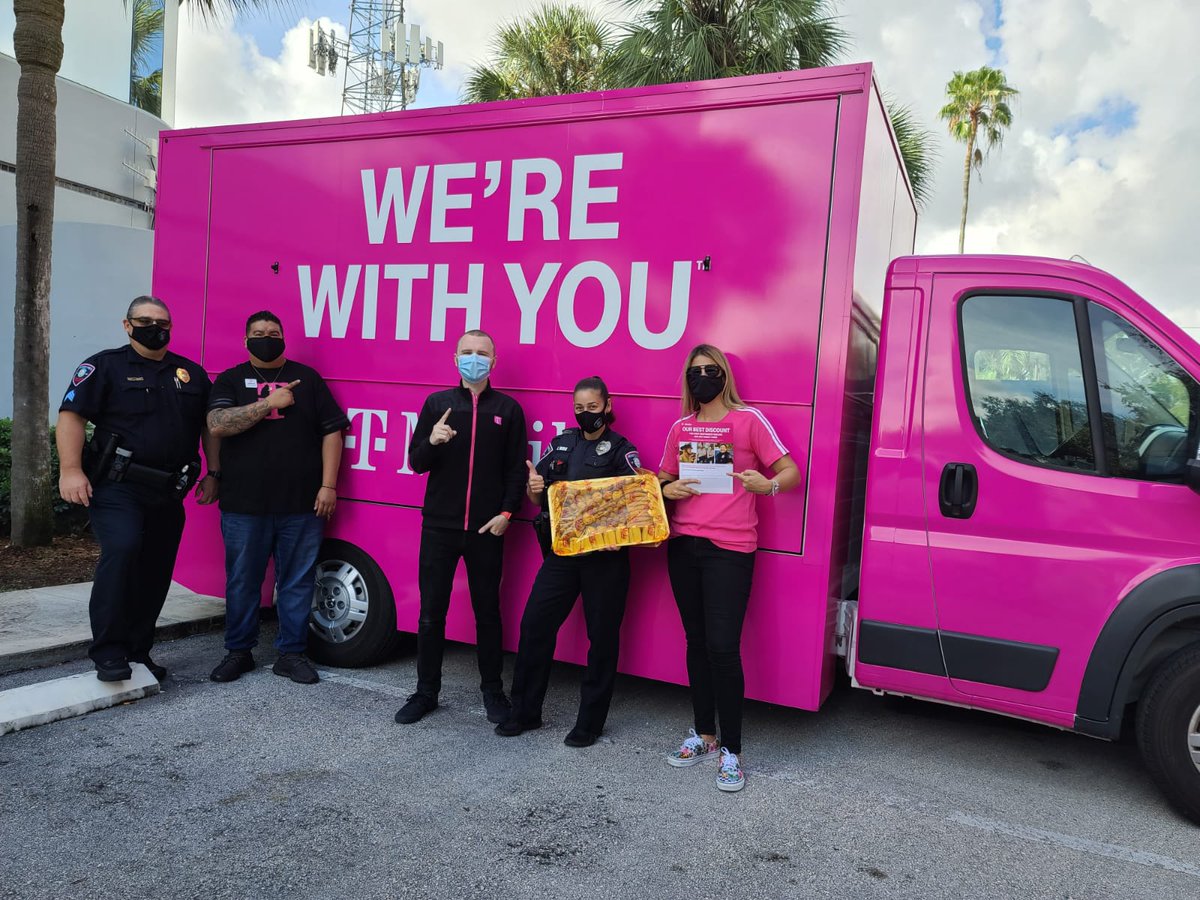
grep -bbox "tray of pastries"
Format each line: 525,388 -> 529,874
548,473 -> 670,556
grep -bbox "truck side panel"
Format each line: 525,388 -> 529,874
157,68 -> 880,711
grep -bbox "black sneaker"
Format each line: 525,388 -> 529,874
273,653 -> 320,685
95,658 -> 132,682
130,655 -> 166,680
494,717 -> 543,737
210,651 -> 256,683
394,693 -> 437,724
483,690 -> 512,724
564,727 -> 597,748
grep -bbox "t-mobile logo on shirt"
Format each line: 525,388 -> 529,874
256,381 -> 288,419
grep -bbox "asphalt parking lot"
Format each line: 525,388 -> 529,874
1,628 -> 1198,900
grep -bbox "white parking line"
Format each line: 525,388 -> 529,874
948,812 -> 1200,880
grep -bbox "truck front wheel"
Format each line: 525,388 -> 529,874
307,539 -> 405,667
1136,642 -> 1200,825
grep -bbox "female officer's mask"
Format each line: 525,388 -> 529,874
457,353 -> 492,384
575,409 -> 608,434
130,322 -> 170,351
247,336 -> 285,363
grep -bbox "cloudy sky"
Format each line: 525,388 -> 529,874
4,1 -> 1195,330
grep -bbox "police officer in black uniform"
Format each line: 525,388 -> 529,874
496,376 -> 641,747
56,296 -> 219,682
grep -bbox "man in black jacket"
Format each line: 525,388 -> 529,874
395,329 -> 527,725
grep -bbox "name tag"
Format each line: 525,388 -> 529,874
244,378 -> 258,388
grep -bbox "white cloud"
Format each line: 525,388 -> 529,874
174,14 -> 345,128
845,0 -> 1200,329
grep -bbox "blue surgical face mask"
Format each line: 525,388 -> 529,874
457,353 -> 492,384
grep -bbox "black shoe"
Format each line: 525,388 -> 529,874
210,651 -> 256,683
564,727 -> 597,748
273,653 -> 320,685
95,658 -> 132,682
494,717 -> 543,737
395,693 -> 438,724
130,655 -> 166,680
483,690 -> 512,724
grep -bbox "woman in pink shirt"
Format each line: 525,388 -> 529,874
657,344 -> 800,792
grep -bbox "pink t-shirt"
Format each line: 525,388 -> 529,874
658,406 -> 789,553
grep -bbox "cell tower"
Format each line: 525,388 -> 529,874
309,1 -> 445,115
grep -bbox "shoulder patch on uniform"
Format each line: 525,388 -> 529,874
625,450 -> 641,472
71,363 -> 95,386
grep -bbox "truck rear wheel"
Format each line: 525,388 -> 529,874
1136,642 -> 1200,825
307,539 -> 405,667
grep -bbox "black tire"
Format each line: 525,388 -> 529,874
1136,642 -> 1200,825
307,539 -> 406,668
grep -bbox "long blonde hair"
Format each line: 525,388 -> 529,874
680,344 -> 744,416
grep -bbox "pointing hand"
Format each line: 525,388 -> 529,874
266,379 -> 301,410
430,408 -> 457,445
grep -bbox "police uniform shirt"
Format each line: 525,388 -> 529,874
536,428 -> 641,485
208,360 -> 351,516
59,345 -> 211,468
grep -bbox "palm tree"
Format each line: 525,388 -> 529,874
130,0 -> 166,117
886,96 -> 937,209
10,0 -> 288,547
938,66 -> 1017,253
606,0 -> 848,88
463,4 -> 614,103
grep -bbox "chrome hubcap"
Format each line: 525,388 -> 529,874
310,559 -> 369,644
1189,704 -> 1200,776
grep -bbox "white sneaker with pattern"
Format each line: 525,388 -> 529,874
716,747 -> 745,792
665,728 -> 720,767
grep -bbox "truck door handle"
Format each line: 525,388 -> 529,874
939,463 -> 978,519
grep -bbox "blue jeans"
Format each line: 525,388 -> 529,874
221,512 -> 325,654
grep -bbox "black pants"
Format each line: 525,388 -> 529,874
509,550 -> 630,734
86,480 -> 186,664
415,525 -> 506,699
666,536 -> 756,754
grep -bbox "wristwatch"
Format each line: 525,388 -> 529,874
205,470 -> 221,481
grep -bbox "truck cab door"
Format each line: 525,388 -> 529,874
920,272 -> 1200,719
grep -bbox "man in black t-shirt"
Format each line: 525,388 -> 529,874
205,310 -> 350,685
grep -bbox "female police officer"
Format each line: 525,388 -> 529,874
495,377 -> 640,747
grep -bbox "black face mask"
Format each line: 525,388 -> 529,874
576,410 -> 608,434
687,371 -> 725,404
130,323 -> 170,351
247,336 -> 285,363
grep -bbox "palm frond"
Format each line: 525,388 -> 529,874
885,95 -> 938,208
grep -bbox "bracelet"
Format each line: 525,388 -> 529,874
770,479 -> 780,496
321,484 -> 337,490
500,511 -> 512,520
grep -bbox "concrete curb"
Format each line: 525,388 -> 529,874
0,613 -> 226,677
0,662 -> 161,735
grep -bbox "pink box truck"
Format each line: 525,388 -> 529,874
153,64 -> 1200,823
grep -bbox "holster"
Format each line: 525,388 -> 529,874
533,511 -> 553,559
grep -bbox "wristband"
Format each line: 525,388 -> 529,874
500,511 -> 512,520
321,484 -> 337,490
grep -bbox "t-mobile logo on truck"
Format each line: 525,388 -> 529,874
345,408 -> 567,474
297,153 -> 697,351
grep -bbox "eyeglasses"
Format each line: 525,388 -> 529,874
687,364 -> 723,378
129,316 -> 172,329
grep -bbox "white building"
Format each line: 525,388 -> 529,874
0,0 -> 180,417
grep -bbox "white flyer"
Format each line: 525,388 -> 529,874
678,421 -> 735,494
